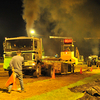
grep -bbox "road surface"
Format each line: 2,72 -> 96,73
0,63 -> 99,100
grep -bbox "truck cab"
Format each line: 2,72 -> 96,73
60,38 -> 78,65
3,36 -> 42,77
87,55 -> 98,67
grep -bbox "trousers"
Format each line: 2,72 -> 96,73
8,71 -> 24,91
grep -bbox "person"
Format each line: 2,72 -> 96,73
8,50 -> 24,93
55,54 -> 58,58
66,47 -> 70,51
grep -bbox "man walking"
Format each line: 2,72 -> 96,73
8,50 -> 24,93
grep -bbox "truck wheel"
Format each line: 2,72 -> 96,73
47,65 -> 53,77
87,61 -> 91,67
71,64 -> 74,73
72,65 -> 74,73
96,63 -> 98,67
33,64 -> 40,78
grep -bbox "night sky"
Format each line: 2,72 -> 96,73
0,0 -> 27,56
0,0 -> 100,59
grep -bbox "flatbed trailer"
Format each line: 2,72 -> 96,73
41,58 -> 74,76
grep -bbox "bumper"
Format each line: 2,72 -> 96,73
22,65 -> 36,70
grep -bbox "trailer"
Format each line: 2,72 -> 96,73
42,58 -> 74,75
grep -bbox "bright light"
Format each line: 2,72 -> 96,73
65,52 -> 67,54
32,62 -> 35,66
64,39 -> 72,44
89,56 -> 92,59
5,37 -> 7,40
30,29 -> 35,34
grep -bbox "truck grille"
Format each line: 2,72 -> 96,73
23,53 -> 32,60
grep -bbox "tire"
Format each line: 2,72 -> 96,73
33,63 -> 40,78
96,62 -> 98,67
71,64 -> 74,73
87,61 -> 91,67
72,65 -> 74,73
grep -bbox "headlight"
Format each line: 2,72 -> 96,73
32,62 -> 35,66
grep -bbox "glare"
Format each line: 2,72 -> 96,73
5,37 -> 7,40
32,62 -> 35,66
30,29 -> 35,34
89,56 -> 92,59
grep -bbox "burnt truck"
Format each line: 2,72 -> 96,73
3,36 -> 75,77
96,57 -> 100,67
87,55 -> 98,67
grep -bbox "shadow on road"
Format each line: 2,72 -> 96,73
0,88 -> 22,94
0,88 -> 8,93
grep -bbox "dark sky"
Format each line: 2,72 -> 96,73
0,0 -> 27,56
0,0 -> 100,58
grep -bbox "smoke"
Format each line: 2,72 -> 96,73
22,0 -> 100,57
22,0 -> 40,36
91,39 -> 99,55
22,0 -> 86,36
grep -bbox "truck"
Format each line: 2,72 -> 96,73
96,57 -> 100,67
3,36 -> 75,77
42,36 -> 76,74
87,55 -> 98,67
3,36 -> 43,77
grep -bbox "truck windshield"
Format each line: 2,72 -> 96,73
5,39 -> 33,51
63,45 -> 74,51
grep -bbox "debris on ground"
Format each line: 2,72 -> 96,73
69,79 -> 100,100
